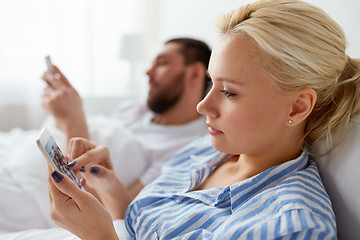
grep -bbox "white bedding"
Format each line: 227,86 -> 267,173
0,220 -> 131,240
0,115 -> 145,238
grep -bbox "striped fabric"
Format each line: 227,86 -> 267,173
125,135 -> 336,239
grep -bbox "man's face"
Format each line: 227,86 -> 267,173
146,43 -> 187,113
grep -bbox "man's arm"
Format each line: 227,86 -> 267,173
41,65 -> 89,147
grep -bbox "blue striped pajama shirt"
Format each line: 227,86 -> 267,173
125,135 -> 336,239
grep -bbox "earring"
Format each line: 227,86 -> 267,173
288,119 -> 293,124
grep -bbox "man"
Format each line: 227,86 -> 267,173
41,38 -> 211,197
0,38 -> 211,236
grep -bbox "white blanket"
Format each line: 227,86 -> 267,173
0,220 -> 131,240
0,115 -> 145,238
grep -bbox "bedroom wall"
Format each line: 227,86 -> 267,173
155,0 -> 360,56
0,96 -> 125,132
1,0 -> 358,131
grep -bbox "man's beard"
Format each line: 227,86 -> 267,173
147,71 -> 185,114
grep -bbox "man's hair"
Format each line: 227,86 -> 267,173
165,38 -> 212,97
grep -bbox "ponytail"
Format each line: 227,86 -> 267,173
306,57 -> 360,153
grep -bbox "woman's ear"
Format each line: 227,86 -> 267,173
287,88 -> 317,125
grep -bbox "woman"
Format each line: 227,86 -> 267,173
48,0 -> 360,239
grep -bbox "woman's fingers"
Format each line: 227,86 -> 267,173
49,171 -> 84,204
68,137 -> 96,161
47,170 -> 118,239
68,138 -> 113,171
48,171 -> 69,205
79,145 -> 112,169
48,166 -> 54,203
49,171 -> 88,209
48,171 -> 83,225
80,164 -> 117,190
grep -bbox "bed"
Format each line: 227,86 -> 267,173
0,113 -> 359,239
0,115 -> 146,239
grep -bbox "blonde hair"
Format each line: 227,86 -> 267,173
217,0 -> 360,153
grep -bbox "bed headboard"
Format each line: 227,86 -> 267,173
311,113 -> 360,239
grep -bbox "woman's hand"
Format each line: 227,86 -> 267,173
67,137 -> 116,190
67,138 -> 133,219
48,170 -> 118,240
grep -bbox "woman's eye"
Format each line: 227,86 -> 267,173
220,90 -> 236,98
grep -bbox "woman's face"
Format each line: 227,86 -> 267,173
197,34 -> 294,156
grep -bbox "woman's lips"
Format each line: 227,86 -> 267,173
207,124 -> 223,136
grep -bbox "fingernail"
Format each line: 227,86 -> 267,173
80,166 -> 85,172
91,166 -> 99,174
51,171 -> 63,183
67,162 -> 76,168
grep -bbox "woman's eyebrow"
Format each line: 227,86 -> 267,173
218,78 -> 243,85
207,71 -> 243,85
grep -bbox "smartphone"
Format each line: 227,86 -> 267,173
45,55 -> 52,72
36,128 -> 84,189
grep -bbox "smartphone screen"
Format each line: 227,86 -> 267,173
38,129 -> 84,189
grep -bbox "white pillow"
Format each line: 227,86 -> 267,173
311,113 -> 360,239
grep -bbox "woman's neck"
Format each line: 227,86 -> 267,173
194,143 -> 304,191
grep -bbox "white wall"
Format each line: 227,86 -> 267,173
0,96 -> 125,132
0,0 -> 146,131
1,0 -> 359,131
155,0 -> 360,57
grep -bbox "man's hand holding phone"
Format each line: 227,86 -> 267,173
44,55 -> 61,80
41,56 -> 88,141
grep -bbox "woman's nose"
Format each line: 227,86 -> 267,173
197,90 -> 219,118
